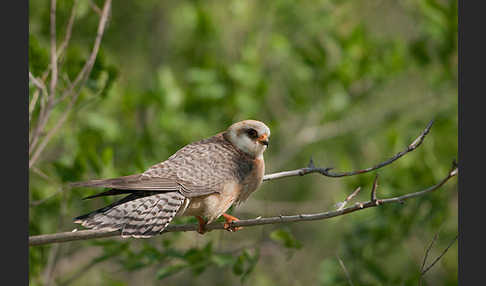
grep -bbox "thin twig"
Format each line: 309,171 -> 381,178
52,74 -> 74,106
41,190 -> 68,286
32,167 -> 52,182
66,0 -> 111,94
30,95 -> 80,168
29,72 -> 48,122
420,234 -> 458,276
56,0 -> 79,62
33,0 -> 78,96
89,0 -> 102,15
29,162 -> 458,246
263,120 -> 434,181
29,99 -> 51,153
421,230 -> 440,273
336,254 -> 355,286
29,0 -> 112,169
42,243 -> 61,286
336,187 -> 362,211
29,71 -> 47,91
370,174 -> 379,203
29,90 -> 40,123
49,0 -> 58,101
58,258 -> 103,286
418,228 -> 441,286
30,187 -> 65,207
29,1 -> 59,151
29,188 -> 63,207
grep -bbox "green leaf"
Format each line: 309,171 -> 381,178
269,229 -> 303,249
232,253 -> 245,276
211,253 -> 234,267
241,249 -> 260,283
232,249 -> 260,282
156,264 -> 188,280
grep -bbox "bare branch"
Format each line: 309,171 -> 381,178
370,174 -> 379,203
32,167 -> 52,182
49,0 -> 58,99
58,258 -> 103,286
29,0 -> 112,169
30,187 -> 64,207
67,0 -> 111,94
29,162 -> 457,246
29,95 -> 79,168
421,230 -> 440,273
33,0 -> 78,93
41,190 -> 68,286
29,90 -> 40,123
57,0 -> 79,62
29,1 -> 59,152
89,0 -> 103,15
263,120 -> 434,182
42,243 -> 61,286
29,71 -> 47,92
29,72 -> 48,122
336,254 -> 355,286
418,229 -> 441,286
52,74 -> 74,106
421,234 -> 458,276
336,186 -> 362,211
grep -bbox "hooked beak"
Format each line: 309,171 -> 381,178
257,134 -> 269,146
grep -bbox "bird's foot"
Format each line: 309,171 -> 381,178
196,216 -> 207,235
222,213 -> 243,232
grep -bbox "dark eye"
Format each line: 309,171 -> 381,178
246,128 -> 258,138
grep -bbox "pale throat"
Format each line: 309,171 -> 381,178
225,131 -> 266,159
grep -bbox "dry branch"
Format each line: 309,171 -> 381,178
420,233 -> 458,283
29,0 -> 112,169
29,162 -> 457,246
49,0 -> 58,100
336,187 -> 362,211
337,254 -> 355,286
263,120 -> 434,181
421,234 -> 458,274
29,72 -> 47,122
56,0 -> 79,63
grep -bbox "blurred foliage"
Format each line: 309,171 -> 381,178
29,0 -> 457,285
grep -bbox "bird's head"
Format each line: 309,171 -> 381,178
224,120 -> 271,158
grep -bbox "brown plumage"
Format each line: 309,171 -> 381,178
72,120 -> 270,238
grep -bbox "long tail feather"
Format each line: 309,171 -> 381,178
70,174 -> 141,189
74,191 -> 186,238
82,189 -> 138,200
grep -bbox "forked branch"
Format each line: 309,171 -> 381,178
29,161 -> 458,246
263,120 -> 434,181
29,0 -> 112,169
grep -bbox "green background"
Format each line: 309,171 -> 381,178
29,0 -> 457,285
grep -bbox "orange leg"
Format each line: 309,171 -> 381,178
222,213 -> 243,232
196,216 -> 207,235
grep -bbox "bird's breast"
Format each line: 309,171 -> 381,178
179,157 -> 265,222
236,157 -> 265,204
181,181 -> 242,223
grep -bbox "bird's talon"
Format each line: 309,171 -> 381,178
196,216 -> 207,235
222,213 -> 242,232
223,223 -> 242,232
197,226 -> 206,235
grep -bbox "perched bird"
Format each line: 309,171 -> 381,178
72,120 -> 270,238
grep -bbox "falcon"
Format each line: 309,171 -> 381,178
72,120 -> 270,238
